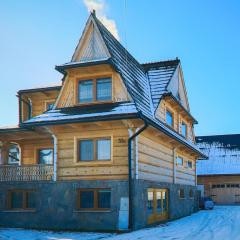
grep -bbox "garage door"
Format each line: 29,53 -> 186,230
211,183 -> 240,204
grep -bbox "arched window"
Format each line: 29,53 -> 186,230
8,143 -> 20,165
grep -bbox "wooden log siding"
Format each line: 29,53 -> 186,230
138,130 -> 196,186
21,90 -> 59,121
54,122 -> 130,180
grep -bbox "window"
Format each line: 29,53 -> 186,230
186,160 -> 193,169
47,102 -> 54,111
96,78 -> 112,101
77,189 -> 111,210
78,138 -> 111,162
78,78 -> 112,104
189,189 -> 194,199
176,156 -> 183,166
179,189 -> 185,199
8,144 -> 20,165
38,149 -> 53,164
166,110 -> 173,127
8,190 -> 36,210
181,122 -> 187,138
147,191 -> 154,212
79,80 -> 93,103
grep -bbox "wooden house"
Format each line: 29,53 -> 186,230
0,12 -> 206,231
196,134 -> 240,205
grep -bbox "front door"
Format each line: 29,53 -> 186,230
147,188 -> 169,224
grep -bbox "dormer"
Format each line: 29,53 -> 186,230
143,60 -> 197,143
54,13 -> 131,109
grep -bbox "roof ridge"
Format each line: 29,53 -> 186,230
142,59 -> 180,69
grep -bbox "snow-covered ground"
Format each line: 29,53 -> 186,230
1,206 -> 240,240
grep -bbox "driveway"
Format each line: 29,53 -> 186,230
1,206 -> 240,240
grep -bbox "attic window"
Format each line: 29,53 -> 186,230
78,77 -> 112,104
166,110 -> 173,127
181,122 -> 187,138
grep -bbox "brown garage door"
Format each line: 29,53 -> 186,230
211,183 -> 240,204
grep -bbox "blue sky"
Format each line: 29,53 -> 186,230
0,0 -> 239,136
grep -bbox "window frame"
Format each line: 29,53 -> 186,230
77,137 -> 112,162
76,76 -> 113,105
189,189 -> 194,199
165,108 -> 174,128
7,189 -> 36,211
37,148 -> 54,165
181,121 -> 188,138
186,160 -> 193,169
76,188 -> 111,211
179,189 -> 185,199
176,156 -> 184,166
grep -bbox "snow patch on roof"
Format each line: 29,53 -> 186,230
196,139 -> 240,175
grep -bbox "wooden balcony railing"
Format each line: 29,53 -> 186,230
0,164 -> 54,182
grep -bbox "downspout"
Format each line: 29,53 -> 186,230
128,122 -> 148,230
173,148 -> 177,184
44,127 -> 58,182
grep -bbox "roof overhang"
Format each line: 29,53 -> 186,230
142,116 -> 207,159
55,58 -> 112,74
0,127 -> 51,141
162,93 -> 198,124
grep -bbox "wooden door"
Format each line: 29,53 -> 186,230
147,188 -> 169,224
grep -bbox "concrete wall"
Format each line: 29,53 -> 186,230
132,179 -> 199,229
0,180 -> 128,231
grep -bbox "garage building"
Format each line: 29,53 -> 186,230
196,134 -> 240,204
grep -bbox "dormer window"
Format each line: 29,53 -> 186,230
78,77 -> 112,104
166,110 -> 173,127
181,121 -> 187,138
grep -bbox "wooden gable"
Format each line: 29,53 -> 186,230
166,65 -> 190,111
71,16 -> 111,62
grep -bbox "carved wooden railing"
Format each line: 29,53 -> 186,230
0,164 -> 54,181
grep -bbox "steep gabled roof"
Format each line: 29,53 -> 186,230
38,13 -> 205,158
142,59 -> 179,109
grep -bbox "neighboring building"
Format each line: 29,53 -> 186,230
196,134 -> 240,204
0,12 -> 206,231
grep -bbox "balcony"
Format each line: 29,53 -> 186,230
0,164 -> 54,182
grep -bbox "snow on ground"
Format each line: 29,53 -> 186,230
107,206 -> 240,240
1,206 -> 240,240
0,229 -> 114,240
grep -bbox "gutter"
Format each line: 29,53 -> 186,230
128,122 -> 148,230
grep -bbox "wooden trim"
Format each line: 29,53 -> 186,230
74,136 -> 113,165
77,188 -> 111,211
7,189 -> 36,211
75,75 -> 113,105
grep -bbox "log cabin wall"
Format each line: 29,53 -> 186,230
138,128 -> 196,186
18,138 -> 53,165
56,64 -> 130,108
155,99 -> 194,143
51,121 -> 130,181
20,89 -> 60,122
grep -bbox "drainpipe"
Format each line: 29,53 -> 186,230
45,127 -> 58,182
173,148 -> 177,184
52,134 -> 58,182
128,122 -> 148,230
